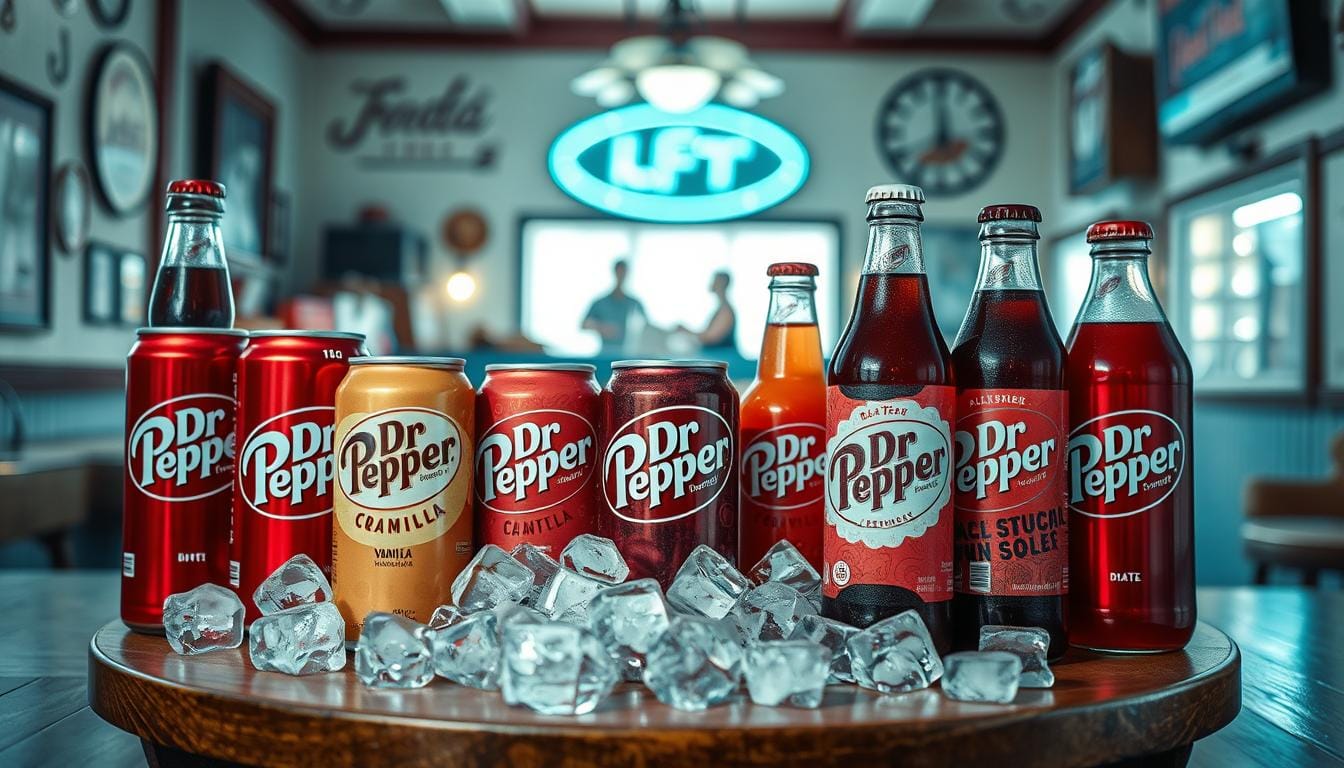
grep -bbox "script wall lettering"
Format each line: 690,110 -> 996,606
325,76 -> 498,171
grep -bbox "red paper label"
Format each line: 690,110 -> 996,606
823,386 -> 955,601
953,389 -> 1068,597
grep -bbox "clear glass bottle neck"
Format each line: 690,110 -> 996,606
160,213 -> 227,268
863,210 -> 926,275
1073,239 -> 1166,325
765,276 -> 818,325
974,221 -> 1043,292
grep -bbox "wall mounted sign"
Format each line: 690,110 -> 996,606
1067,42 -> 1157,195
88,43 -> 157,216
325,76 -> 497,171
875,68 -> 1003,197
548,104 -> 809,223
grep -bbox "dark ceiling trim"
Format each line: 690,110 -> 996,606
259,0 -> 1110,55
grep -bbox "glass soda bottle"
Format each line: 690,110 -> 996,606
824,184 -> 955,651
950,204 -> 1068,659
1066,220 -> 1195,653
147,179 -> 235,328
739,262 -> 827,571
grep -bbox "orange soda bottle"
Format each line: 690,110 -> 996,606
738,262 -> 827,570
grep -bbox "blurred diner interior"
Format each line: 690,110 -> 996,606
2,0 -> 1343,587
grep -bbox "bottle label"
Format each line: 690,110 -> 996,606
334,407 -> 467,548
603,405 -> 734,524
823,386 -> 955,600
1068,409 -> 1186,518
952,389 -> 1068,597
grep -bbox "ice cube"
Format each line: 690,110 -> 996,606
978,625 -> 1055,688
748,541 -> 821,608
355,612 -> 435,689
729,582 -> 817,643
500,620 -> 619,715
430,611 -> 501,690
788,614 -> 859,684
428,604 -> 468,630
535,567 -> 606,624
510,542 -> 560,606
588,578 -> 672,681
665,545 -> 751,620
162,583 -> 244,655
942,651 -> 1022,704
495,602 -> 547,631
451,544 -> 534,613
248,602 -> 346,675
643,616 -> 743,711
847,610 -> 943,694
559,534 -> 630,584
743,641 -> 831,708
251,553 -> 332,616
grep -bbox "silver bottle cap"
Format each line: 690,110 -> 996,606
865,184 -> 925,205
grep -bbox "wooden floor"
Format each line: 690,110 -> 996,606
1,572 -> 1340,767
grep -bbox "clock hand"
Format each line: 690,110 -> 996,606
934,86 -> 950,148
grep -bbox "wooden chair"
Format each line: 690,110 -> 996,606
1242,431 -> 1344,586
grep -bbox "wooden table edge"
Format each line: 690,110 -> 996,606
87,620 -> 1242,768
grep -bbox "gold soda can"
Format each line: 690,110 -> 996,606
332,356 -> 474,643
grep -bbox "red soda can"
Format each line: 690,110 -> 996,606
122,328 -> 247,632
475,364 -> 602,554
600,360 -> 739,587
230,330 -> 367,622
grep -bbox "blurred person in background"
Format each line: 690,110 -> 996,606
679,271 -> 738,353
582,259 -> 648,354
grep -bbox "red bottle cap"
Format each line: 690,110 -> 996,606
978,204 -> 1041,223
1087,220 -> 1153,243
767,262 -> 819,277
167,179 -> 226,198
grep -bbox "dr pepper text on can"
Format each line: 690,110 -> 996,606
122,328 -> 246,632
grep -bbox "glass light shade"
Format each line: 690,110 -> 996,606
636,65 -> 722,114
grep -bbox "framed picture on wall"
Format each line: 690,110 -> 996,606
1321,130 -> 1344,398
200,63 -> 275,264
1165,142 -> 1317,399
921,225 -> 980,342
119,250 -> 147,325
88,43 -> 158,216
1066,42 -> 1158,195
0,74 -> 53,331
84,241 -> 120,325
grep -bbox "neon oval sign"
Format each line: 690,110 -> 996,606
548,104 -> 810,223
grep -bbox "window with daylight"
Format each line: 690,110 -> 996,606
519,218 -> 842,359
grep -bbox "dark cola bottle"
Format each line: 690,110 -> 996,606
147,180 -> 235,328
824,184 -> 955,652
950,204 -> 1068,659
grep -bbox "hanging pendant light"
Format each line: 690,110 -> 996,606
570,0 -> 784,114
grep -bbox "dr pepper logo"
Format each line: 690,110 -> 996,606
338,407 -> 462,510
954,403 -> 1061,512
477,409 -> 597,514
239,406 -> 336,520
742,424 -> 826,509
826,400 -> 951,549
127,393 -> 235,502
604,405 -> 733,524
1068,409 -> 1185,518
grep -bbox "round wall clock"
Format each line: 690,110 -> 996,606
442,209 -> 488,256
875,68 -> 1005,196
87,43 -> 158,216
53,161 -> 92,254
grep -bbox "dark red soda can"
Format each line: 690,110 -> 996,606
122,328 -> 247,632
230,330 -> 367,622
475,364 -> 603,554
600,360 -> 739,587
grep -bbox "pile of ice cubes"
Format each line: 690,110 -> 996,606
160,537 -> 1057,715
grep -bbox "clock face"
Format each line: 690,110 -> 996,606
875,69 -> 1005,196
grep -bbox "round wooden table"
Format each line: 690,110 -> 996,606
88,620 -> 1240,768
1243,516 -> 1344,584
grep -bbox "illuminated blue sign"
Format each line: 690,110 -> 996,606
548,104 -> 809,223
